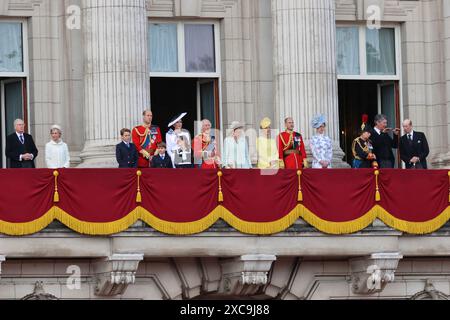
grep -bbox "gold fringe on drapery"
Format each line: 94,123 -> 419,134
0,206 -> 449,236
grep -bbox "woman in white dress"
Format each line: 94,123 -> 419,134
45,125 -> 70,169
310,114 -> 333,169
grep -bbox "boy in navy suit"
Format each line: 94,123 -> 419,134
116,128 -> 138,168
151,142 -> 173,168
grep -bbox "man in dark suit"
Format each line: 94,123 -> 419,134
5,119 -> 39,168
370,114 -> 400,168
151,142 -> 173,168
116,128 -> 138,168
399,119 -> 430,169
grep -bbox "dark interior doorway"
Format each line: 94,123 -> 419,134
150,77 -> 220,140
150,78 -> 197,138
1,77 -> 26,168
338,80 -> 400,166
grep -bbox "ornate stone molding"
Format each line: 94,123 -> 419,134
219,254 -> 276,296
336,0 -> 420,22
147,0 -> 237,18
410,280 -> 449,300
0,255 -> 5,279
94,253 -> 144,297
0,0 -> 43,15
22,281 -> 58,300
350,252 -> 403,295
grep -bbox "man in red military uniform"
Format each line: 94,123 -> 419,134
132,110 -> 163,168
278,117 -> 308,169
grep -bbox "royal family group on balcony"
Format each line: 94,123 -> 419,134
5,110 -> 429,170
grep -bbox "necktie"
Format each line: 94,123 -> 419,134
19,135 -> 24,144
408,134 -> 413,146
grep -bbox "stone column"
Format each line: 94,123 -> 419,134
441,0 -> 450,168
271,0 -> 346,167
79,0 -> 149,167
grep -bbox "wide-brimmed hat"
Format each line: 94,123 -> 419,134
168,112 -> 187,128
230,121 -> 244,131
260,117 -> 271,129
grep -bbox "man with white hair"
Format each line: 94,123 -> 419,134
5,119 -> 38,168
399,119 -> 430,169
192,119 -> 220,168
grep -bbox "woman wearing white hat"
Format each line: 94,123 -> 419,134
45,125 -> 71,169
310,114 -> 333,169
166,113 -> 192,168
222,121 -> 252,169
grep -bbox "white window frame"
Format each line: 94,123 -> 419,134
148,19 -> 223,133
148,20 -> 221,78
0,18 -> 28,78
336,23 -> 401,81
0,19 -> 29,168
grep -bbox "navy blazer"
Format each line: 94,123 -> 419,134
151,153 -> 173,169
369,128 -> 398,162
116,142 -> 138,168
5,132 -> 38,168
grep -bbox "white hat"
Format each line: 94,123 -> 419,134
51,124 -> 62,132
168,113 -> 187,128
230,121 -> 244,131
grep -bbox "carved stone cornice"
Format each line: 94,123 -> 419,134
350,252 -> 403,295
0,0 -> 43,15
147,0 -> 238,18
94,253 -> 144,297
336,0 -> 420,22
219,254 -> 277,296
410,280 -> 450,300
0,255 -> 5,279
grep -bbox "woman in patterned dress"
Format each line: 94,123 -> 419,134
310,114 -> 333,169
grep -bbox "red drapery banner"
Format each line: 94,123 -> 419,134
0,169 -> 448,236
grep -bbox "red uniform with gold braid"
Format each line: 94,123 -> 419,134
132,125 -> 162,168
278,130 -> 307,169
192,133 -> 220,169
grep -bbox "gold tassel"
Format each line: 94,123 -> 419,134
217,171 -> 224,203
375,170 -> 381,202
297,170 -> 303,202
136,170 -> 142,203
53,171 -> 60,203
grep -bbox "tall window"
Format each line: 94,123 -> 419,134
149,24 -> 178,72
336,27 -> 360,75
148,22 -> 219,76
336,25 -> 399,79
366,28 -> 396,75
0,22 -> 24,73
185,24 -> 215,73
0,20 -> 28,168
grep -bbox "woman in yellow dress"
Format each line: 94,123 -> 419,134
256,118 -> 280,169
